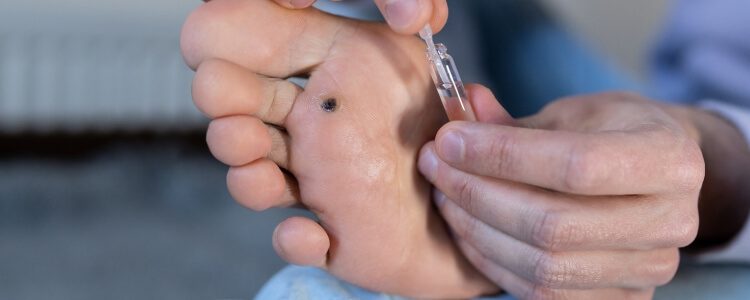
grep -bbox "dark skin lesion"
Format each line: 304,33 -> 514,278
321,98 -> 338,113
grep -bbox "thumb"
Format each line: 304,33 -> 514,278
374,0 -> 448,34
465,83 -> 515,125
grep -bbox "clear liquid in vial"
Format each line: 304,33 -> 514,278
436,81 -> 477,122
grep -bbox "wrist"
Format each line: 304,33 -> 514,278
666,104 -> 750,251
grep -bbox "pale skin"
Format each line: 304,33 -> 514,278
422,92 -> 703,299
419,90 -> 750,299
183,0 -> 750,299
181,0 -> 495,298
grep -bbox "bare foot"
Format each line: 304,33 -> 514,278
181,1 -> 496,298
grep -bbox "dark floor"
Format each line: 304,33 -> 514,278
0,134 -> 300,300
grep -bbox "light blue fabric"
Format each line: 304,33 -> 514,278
651,0 -> 750,148
258,264 -> 750,300
255,266 -> 409,300
255,266 -> 515,300
651,0 -> 750,108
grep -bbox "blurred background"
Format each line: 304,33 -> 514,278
2,0 -> 746,299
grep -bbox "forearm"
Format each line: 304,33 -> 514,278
668,105 -> 750,250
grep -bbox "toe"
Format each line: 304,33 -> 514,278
181,0 -> 351,77
227,159 -> 300,211
267,126 -> 291,170
273,216 -> 330,268
193,59 -> 299,126
206,116 -> 271,167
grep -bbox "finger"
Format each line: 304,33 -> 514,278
429,0 -> 449,33
271,0 -> 316,9
464,83 -> 514,125
207,116 -> 272,167
273,216 -> 330,268
193,59 -> 299,126
227,159 -> 300,211
420,144 -> 700,251
182,0 -> 349,77
457,239 -> 655,300
436,192 -> 681,289
432,120 -> 702,195
373,0 -> 447,34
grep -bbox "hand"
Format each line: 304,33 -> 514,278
418,90 -> 706,299
269,0 -> 448,34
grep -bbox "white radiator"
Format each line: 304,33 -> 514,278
0,0 -> 205,133
0,0 -> 385,134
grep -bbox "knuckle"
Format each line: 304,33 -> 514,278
562,144 -> 605,193
608,91 -> 642,102
672,139 -> 706,193
451,175 -> 481,215
454,214 -> 481,244
667,209 -> 700,247
542,95 -> 584,112
532,252 -> 573,289
441,196 -> 481,244
648,249 -> 681,286
530,209 -> 574,251
485,131 -> 518,176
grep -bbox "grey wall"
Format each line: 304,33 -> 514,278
0,0 -> 203,132
540,0 -> 671,79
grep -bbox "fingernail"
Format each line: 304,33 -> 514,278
433,189 -> 447,206
439,130 -> 465,163
385,0 -> 419,31
418,147 -> 438,182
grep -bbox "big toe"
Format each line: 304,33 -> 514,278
181,0 -> 351,78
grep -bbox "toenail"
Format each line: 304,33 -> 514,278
289,0 -> 313,8
321,98 -> 338,113
385,0 -> 420,31
438,130 -> 465,164
418,147 -> 438,182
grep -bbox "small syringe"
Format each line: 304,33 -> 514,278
419,25 -> 477,122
